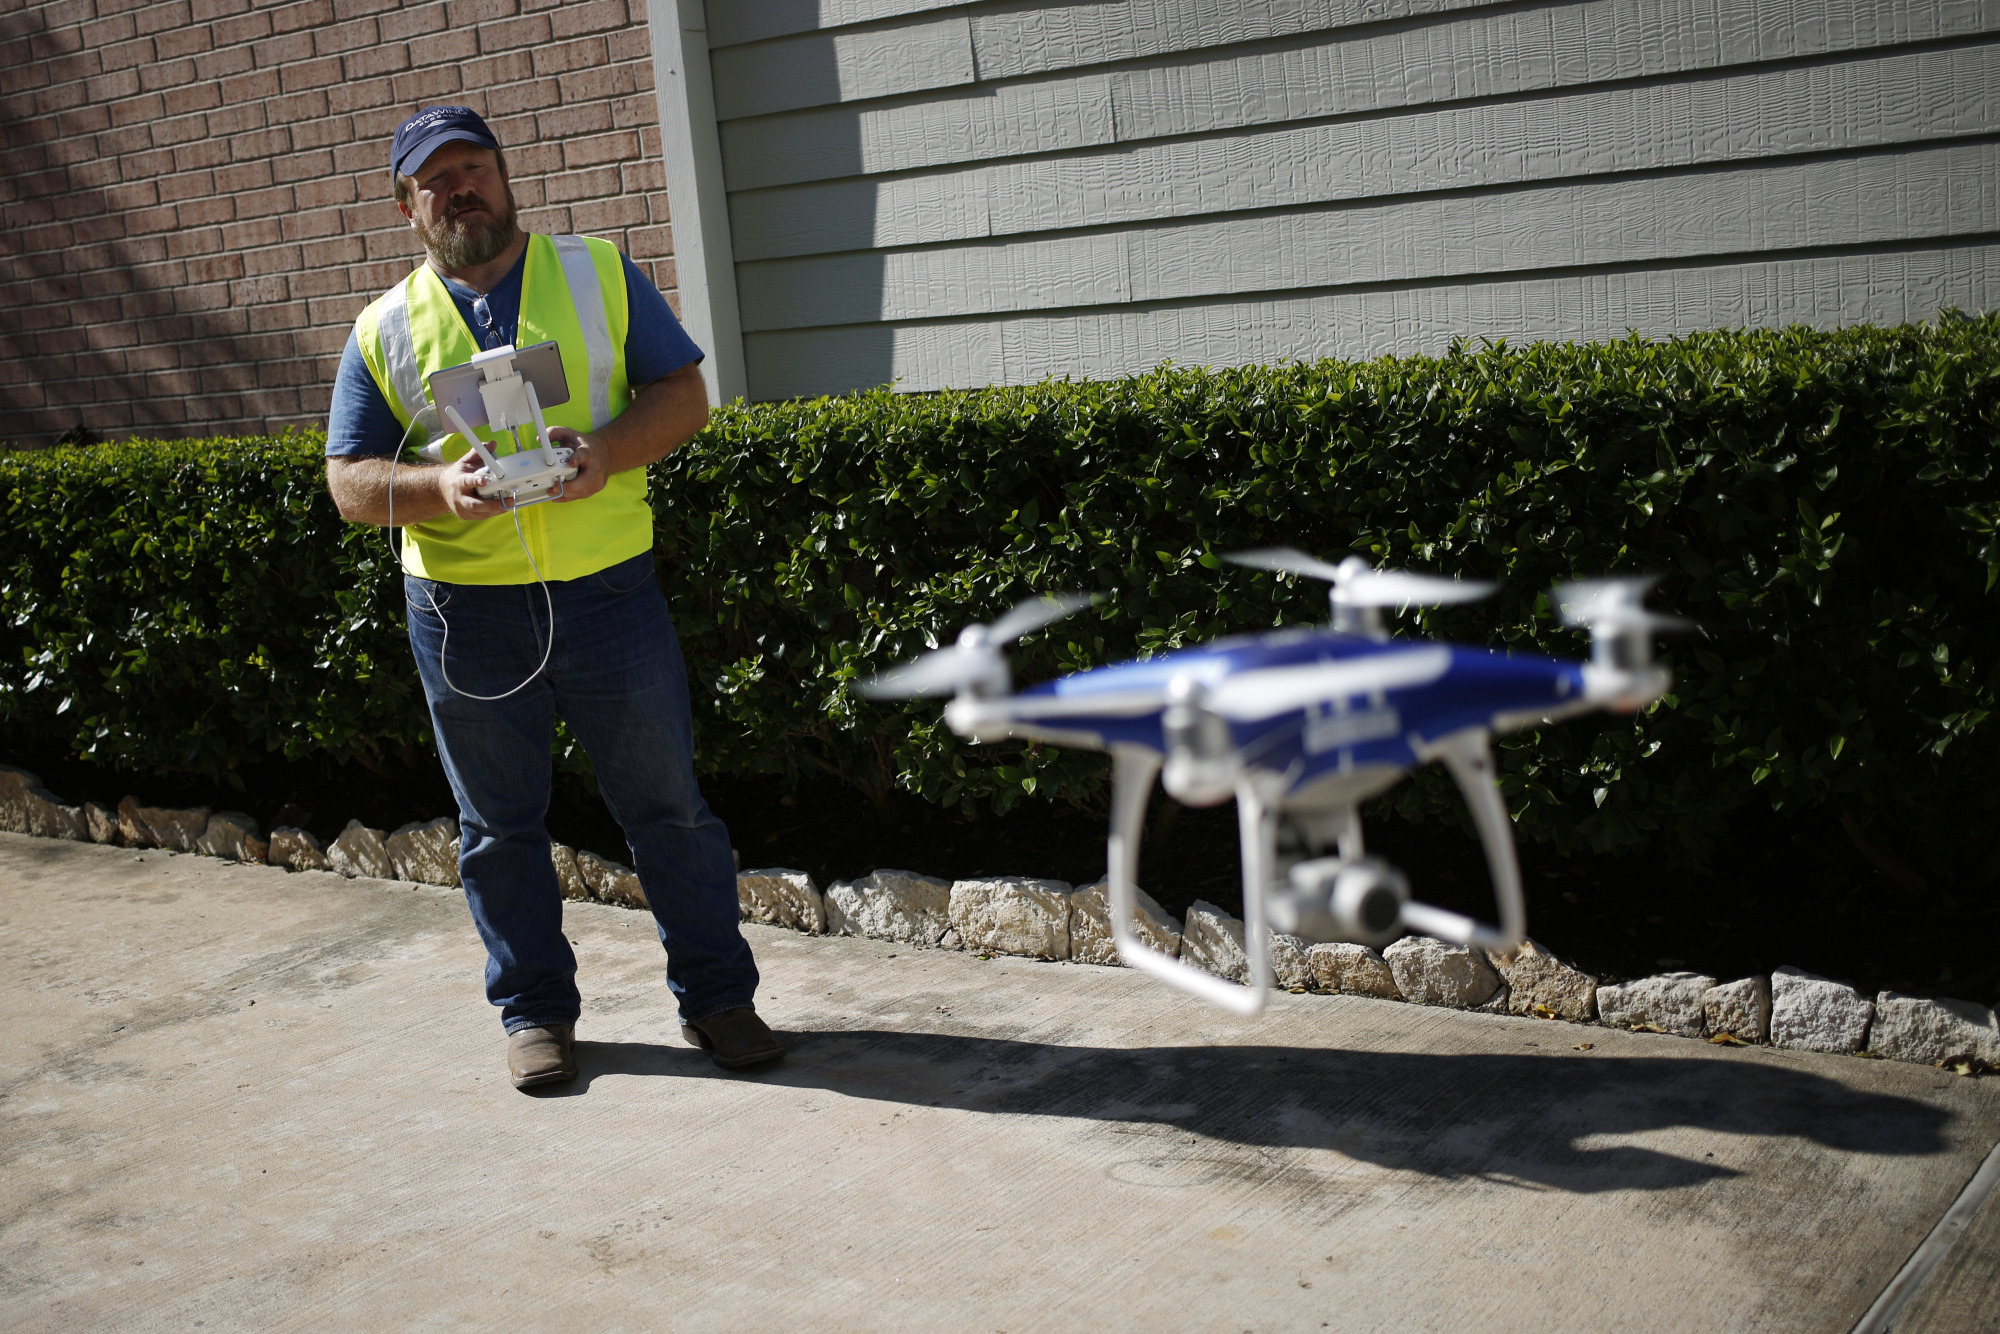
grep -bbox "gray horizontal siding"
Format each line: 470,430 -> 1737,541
709,0 -> 968,49
712,0 -> 1527,111
968,0 -> 1517,85
705,0 -> 2000,399
743,243 -> 2000,399
730,42 -> 2000,261
723,71 -> 1118,193
711,0 -> 1506,49
964,0 -> 2000,85
736,142 -> 2000,330
721,0 -> 2000,191
711,14 -> 976,121
708,0 -> 1998,110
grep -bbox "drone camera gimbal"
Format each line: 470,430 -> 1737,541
1270,855 -> 1411,948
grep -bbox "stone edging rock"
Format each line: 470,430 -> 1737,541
5,763 -> 1995,1076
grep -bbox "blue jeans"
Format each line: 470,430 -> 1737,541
405,550 -> 757,1034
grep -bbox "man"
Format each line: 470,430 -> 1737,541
324,106 -> 779,1088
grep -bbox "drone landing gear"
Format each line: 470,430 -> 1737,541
1405,728 -> 1527,952
1107,748 -> 1275,1017
1104,728 -> 1528,1017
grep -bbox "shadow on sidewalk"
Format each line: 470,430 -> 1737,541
552,1027 -> 1955,1195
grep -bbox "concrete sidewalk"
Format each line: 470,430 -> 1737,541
2,832 -> 1995,1332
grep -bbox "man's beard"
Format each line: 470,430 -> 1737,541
417,187 -> 519,269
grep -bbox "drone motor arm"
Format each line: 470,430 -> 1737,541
1106,747 -> 1271,1017
1558,577 -> 1683,711
1402,728 -> 1526,952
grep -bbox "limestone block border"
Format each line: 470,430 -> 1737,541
3,762 -> 1994,1077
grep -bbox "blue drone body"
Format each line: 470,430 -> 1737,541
864,551 -> 1679,1016
1006,630 -> 1586,783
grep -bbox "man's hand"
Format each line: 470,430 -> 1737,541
437,450 -> 508,521
327,364 -> 709,527
547,362 -> 710,500
547,429 -> 608,504
325,450 -> 507,527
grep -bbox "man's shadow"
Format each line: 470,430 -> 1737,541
541,1026 -> 1956,1196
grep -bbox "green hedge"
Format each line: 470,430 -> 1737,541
0,434 -> 432,781
4,319 -> 1997,881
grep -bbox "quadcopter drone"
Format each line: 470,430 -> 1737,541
861,552 -> 1682,1016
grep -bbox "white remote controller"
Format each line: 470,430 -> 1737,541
470,443 -> 578,504
437,346 -> 580,509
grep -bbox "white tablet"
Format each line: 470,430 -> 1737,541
425,340 -> 570,430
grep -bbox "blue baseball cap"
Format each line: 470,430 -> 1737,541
391,106 -> 499,178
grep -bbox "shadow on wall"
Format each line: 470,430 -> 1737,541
560,1029 -> 1954,1197
732,0 -> 1144,402
0,46 -> 338,449
729,1 -> 1128,401
728,0 -> 1144,402
0,7 -> 394,449
731,16 -> 888,403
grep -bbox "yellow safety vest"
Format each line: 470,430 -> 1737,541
352,233 -> 652,584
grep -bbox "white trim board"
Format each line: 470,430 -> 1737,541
645,0 -> 747,404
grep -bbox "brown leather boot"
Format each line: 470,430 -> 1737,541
682,1008 -> 784,1069
507,1024 -> 577,1089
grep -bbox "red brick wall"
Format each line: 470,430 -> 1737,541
0,0 -> 675,447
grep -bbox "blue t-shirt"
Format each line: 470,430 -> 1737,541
325,245 -> 703,458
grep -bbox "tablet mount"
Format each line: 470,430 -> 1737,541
435,342 -> 579,508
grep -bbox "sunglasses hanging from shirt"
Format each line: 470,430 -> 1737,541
471,293 -> 508,350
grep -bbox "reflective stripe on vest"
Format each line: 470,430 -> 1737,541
350,233 -> 648,586
374,280 -> 426,423
551,234 -> 614,430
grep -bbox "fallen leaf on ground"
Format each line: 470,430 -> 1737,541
1940,1057 -> 1996,1078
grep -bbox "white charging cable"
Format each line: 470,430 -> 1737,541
385,409 -> 557,703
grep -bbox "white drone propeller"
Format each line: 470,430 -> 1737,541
1554,576 -> 1687,634
1226,548 -> 1497,637
858,593 -> 1095,700
1554,575 -> 1689,705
